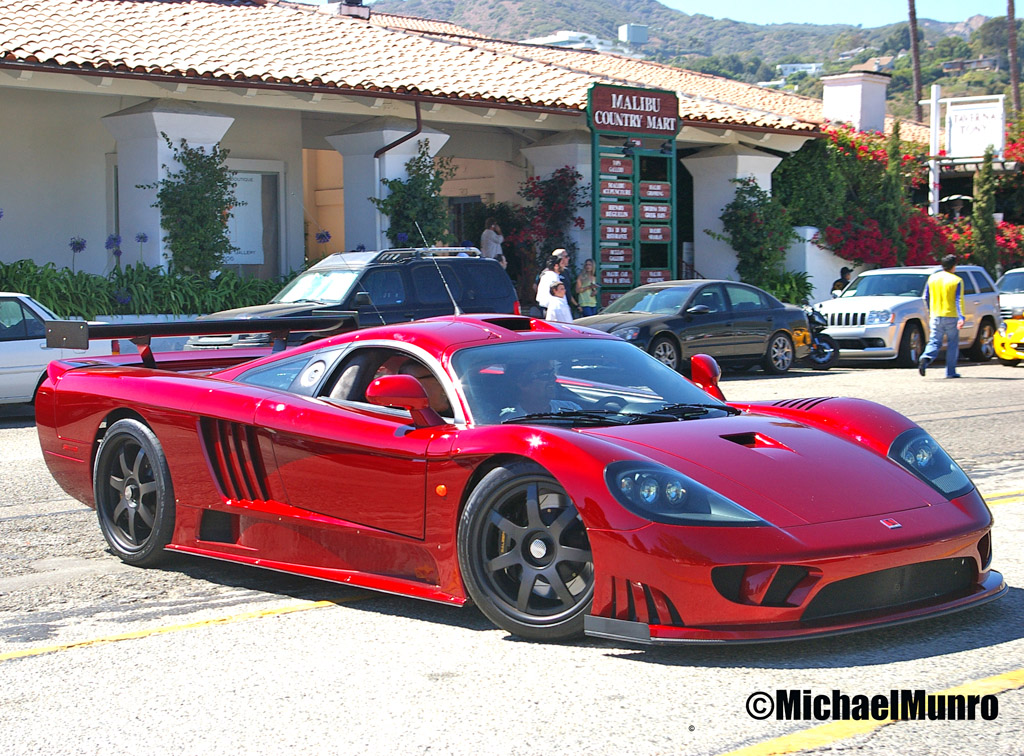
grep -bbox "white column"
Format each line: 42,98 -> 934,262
681,144 -> 782,280
326,120 -> 450,251
103,100 -> 234,269
520,130 -> 593,262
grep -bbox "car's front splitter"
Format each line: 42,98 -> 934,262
585,571 -> 1006,645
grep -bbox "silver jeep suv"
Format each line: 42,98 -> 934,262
815,265 -> 1000,366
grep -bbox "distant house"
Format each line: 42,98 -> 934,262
943,56 -> 1001,74
837,47 -> 868,62
777,63 -> 824,78
850,56 -> 895,74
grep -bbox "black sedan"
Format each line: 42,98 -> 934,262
576,280 -> 810,374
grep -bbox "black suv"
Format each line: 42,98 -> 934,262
189,248 -> 519,348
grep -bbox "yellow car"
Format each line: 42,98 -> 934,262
995,307 -> 1024,366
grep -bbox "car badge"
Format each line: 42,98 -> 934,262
880,518 -> 902,529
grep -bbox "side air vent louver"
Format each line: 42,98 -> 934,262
199,418 -> 270,502
609,577 -> 684,627
770,397 -> 834,411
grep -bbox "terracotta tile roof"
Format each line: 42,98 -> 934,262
0,0 -> 927,139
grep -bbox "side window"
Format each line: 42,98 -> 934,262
0,299 -> 40,341
691,284 -> 726,313
974,272 -> 995,293
955,272 -> 977,295
457,263 -> 513,309
411,263 -> 465,305
357,268 -> 406,306
724,284 -> 766,312
237,355 -> 316,392
321,347 -> 454,418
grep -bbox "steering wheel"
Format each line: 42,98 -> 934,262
594,396 -> 627,411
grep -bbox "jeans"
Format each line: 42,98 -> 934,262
580,306 -> 598,317
921,316 -> 961,377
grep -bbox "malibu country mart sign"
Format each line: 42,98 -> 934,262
587,84 -> 680,137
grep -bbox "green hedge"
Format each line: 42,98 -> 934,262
0,260 -> 295,319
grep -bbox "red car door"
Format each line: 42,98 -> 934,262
254,398 -> 451,540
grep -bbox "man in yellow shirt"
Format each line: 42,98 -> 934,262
918,254 -> 965,378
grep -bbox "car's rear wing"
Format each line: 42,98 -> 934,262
45,314 -> 358,367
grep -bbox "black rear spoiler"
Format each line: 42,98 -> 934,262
45,314 -> 358,367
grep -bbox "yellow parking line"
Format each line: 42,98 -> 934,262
982,489 -> 1024,505
716,668 -> 1024,756
0,596 -> 364,663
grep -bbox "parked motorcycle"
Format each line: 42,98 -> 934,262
802,305 -> 840,370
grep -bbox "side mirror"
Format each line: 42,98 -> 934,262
831,290 -> 841,298
686,304 -> 711,315
365,374 -> 443,428
689,354 -> 725,401
354,291 -> 372,307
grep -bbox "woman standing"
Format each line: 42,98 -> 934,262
575,258 -> 598,317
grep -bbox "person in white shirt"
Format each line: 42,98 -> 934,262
536,248 -> 569,313
545,281 -> 573,322
479,218 -> 504,259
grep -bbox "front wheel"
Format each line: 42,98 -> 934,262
896,323 -> 924,368
966,320 -> 995,362
762,332 -> 794,374
93,419 -> 176,567
457,462 -> 593,641
998,357 -> 1021,367
649,336 -> 680,371
803,334 -> 839,370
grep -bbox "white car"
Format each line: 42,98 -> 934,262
0,293 -> 113,404
814,265 -> 1001,367
996,267 -> 1024,319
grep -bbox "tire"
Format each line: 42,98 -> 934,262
896,323 -> 924,368
762,332 -> 794,374
804,334 -> 839,370
457,461 -> 593,641
966,320 -> 996,362
998,357 -> 1021,367
92,419 -> 176,567
649,335 -> 680,371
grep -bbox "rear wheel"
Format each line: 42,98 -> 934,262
966,320 -> 995,362
649,336 -> 680,371
457,462 -> 593,641
93,419 -> 175,567
998,357 -> 1021,366
762,332 -> 794,374
896,323 -> 924,368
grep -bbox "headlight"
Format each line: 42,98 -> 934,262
866,310 -> 894,325
888,429 -> 973,499
612,326 -> 641,341
605,461 -> 767,526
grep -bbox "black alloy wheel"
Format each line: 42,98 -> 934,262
897,323 -> 924,367
457,461 -> 593,641
967,320 -> 996,362
93,419 -> 176,567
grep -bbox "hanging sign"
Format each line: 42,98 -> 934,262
601,290 -> 627,308
601,225 -> 633,242
600,157 -> 633,175
640,204 -> 671,222
640,269 -> 673,285
640,182 -> 671,199
946,98 -> 1005,157
600,203 -> 633,220
640,226 -> 672,243
601,269 -> 634,287
588,85 -> 680,137
600,247 -> 634,265
600,180 -> 633,197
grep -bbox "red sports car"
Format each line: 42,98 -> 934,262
36,314 -> 1005,644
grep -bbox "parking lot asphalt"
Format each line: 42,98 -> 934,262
1,360 -> 1022,756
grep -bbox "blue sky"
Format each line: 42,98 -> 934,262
659,1 -> 1007,27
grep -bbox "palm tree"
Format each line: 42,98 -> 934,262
909,0 -> 923,122
1010,1 -> 1020,116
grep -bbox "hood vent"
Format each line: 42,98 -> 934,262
771,397 -> 834,411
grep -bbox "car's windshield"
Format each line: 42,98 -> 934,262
272,269 -> 362,304
451,338 -> 727,426
602,286 -> 692,314
997,271 -> 1024,294
840,273 -> 929,298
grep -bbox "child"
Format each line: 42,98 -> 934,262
545,281 -> 573,322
